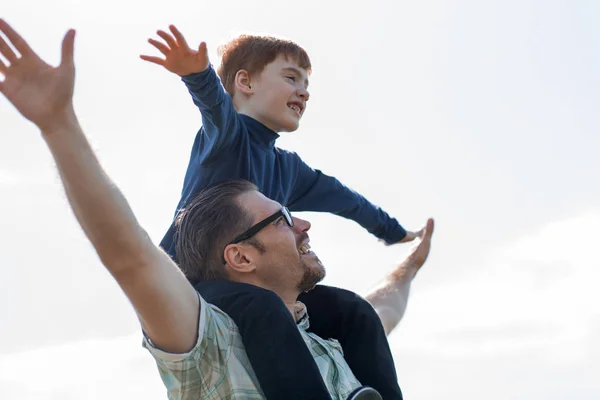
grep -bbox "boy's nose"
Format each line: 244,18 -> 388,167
298,87 -> 310,101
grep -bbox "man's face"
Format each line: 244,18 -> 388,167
238,191 -> 325,293
247,55 -> 310,133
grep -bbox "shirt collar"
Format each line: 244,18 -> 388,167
240,114 -> 280,149
294,301 -> 310,331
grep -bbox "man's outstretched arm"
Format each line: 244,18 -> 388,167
0,20 -> 199,354
365,218 -> 434,335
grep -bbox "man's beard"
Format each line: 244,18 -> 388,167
297,257 -> 326,293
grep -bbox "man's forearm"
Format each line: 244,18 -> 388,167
365,262 -> 416,336
43,111 -> 152,274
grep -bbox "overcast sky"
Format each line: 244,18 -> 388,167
1,0 -> 599,399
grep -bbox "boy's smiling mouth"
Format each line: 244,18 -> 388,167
287,102 -> 304,116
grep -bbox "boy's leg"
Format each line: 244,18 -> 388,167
195,280 -> 332,400
298,285 -> 404,400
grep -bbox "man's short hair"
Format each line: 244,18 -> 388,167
217,34 -> 312,96
174,179 -> 258,282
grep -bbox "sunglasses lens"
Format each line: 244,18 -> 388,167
283,207 -> 293,227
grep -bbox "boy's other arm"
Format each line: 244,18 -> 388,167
141,25 -> 241,156
364,219 -> 434,335
289,160 -> 407,244
1,21 -> 200,355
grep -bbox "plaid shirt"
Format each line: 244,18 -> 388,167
143,294 -> 362,399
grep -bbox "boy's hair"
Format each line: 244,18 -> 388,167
217,34 -> 312,96
174,179 -> 258,283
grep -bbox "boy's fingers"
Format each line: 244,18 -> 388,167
0,58 -> 7,73
0,19 -> 33,57
0,35 -> 18,62
148,39 -> 170,56
140,55 -> 165,66
169,25 -> 189,49
156,30 -> 177,49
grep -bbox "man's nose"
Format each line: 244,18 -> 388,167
292,216 -> 311,233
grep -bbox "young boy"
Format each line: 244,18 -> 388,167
141,25 -> 418,400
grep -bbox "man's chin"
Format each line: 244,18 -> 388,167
297,261 -> 326,292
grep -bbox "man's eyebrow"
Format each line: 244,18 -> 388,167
282,67 -> 309,88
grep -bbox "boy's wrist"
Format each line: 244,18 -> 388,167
181,64 -> 213,80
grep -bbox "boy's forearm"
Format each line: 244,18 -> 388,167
182,66 -> 241,152
43,112 -> 153,273
182,65 -> 229,110
290,169 -> 407,243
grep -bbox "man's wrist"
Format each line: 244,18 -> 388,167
40,107 -> 79,137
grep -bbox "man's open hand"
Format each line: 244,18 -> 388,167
389,218 -> 434,281
0,19 -> 75,132
140,25 -> 209,76
405,218 -> 434,271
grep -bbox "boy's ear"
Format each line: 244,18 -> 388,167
234,69 -> 253,95
223,243 -> 256,274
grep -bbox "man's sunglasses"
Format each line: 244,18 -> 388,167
222,207 -> 294,264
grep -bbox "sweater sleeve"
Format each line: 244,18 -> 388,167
181,65 -> 242,158
288,158 -> 407,244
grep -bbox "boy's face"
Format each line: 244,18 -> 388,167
246,55 -> 310,133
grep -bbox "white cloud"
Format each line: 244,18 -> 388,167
395,211 -> 600,355
0,333 -> 165,400
0,169 -> 19,186
0,167 -> 58,187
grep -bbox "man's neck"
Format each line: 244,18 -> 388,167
283,298 -> 303,323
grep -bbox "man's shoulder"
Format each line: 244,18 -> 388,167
142,294 -> 263,398
142,295 -> 238,361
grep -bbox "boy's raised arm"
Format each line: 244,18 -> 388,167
141,25 -> 241,156
1,20 -> 199,354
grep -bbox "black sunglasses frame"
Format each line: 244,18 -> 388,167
222,207 -> 294,264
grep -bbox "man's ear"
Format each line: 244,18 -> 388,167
234,69 -> 253,95
223,243 -> 256,273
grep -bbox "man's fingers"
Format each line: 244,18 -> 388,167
148,38 -> 170,56
198,41 -> 207,54
422,218 -> 434,240
0,19 -> 33,57
140,54 -> 165,66
0,57 -> 7,74
169,25 -> 189,50
156,30 -> 177,49
0,35 -> 18,63
60,29 -> 75,68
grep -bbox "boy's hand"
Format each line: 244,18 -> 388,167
383,219 -> 432,245
0,19 -> 76,133
140,25 -> 209,76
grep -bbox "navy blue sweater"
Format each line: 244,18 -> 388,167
160,66 -> 406,259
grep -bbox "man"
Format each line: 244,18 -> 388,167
0,20 -> 434,400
